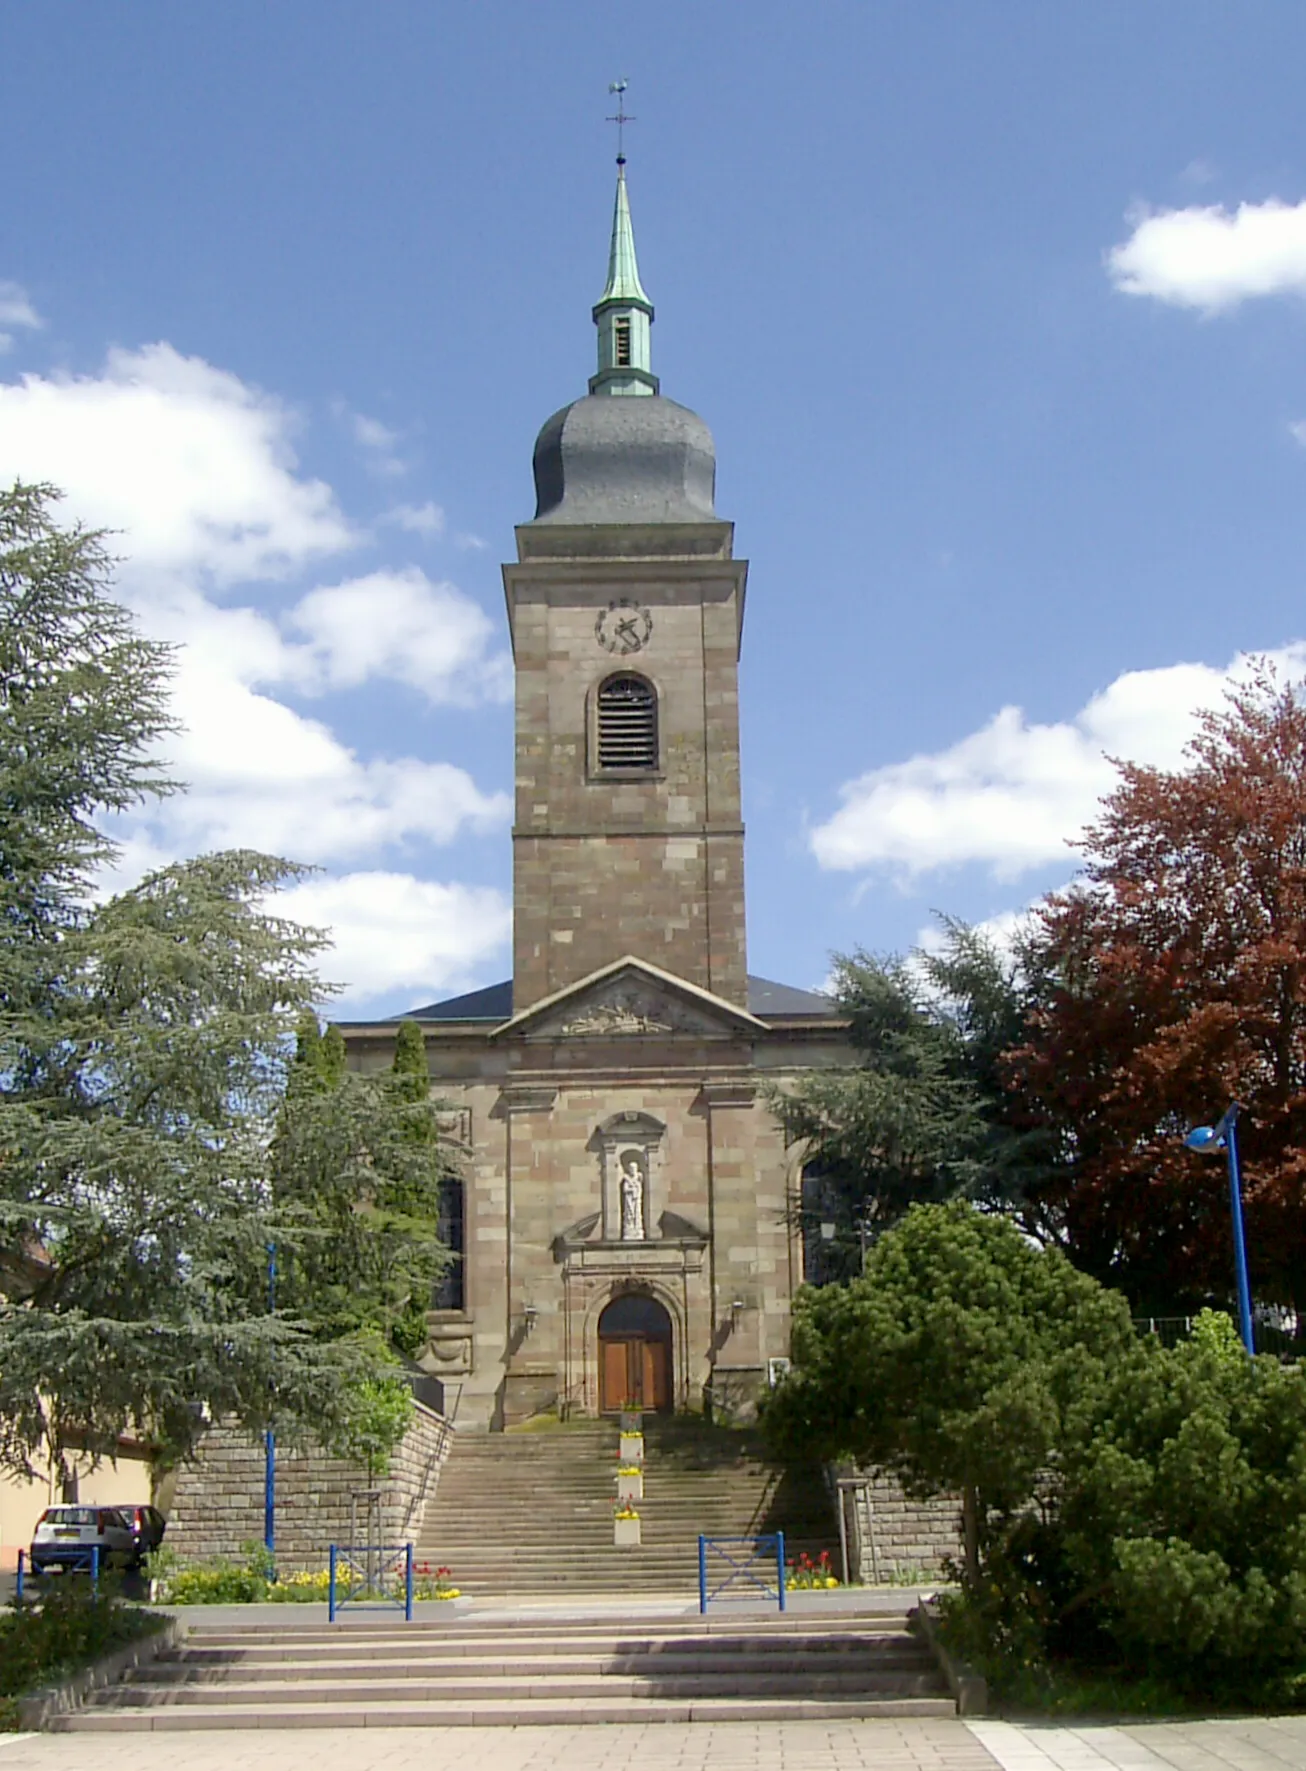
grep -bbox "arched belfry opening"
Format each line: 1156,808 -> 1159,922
596,673 -> 658,772
597,1292 -> 673,1414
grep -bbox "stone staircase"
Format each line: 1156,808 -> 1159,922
417,1415 -> 841,1594
57,1612 -> 954,1729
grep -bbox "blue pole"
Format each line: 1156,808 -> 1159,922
1223,1110 -> 1255,1355
15,1550 -> 24,1601
264,1429 -> 275,1559
91,1545 -> 99,1592
698,1536 -> 707,1615
328,1545 -> 337,1623
405,1542 -> 414,1621
265,1242 -> 277,1558
776,1531 -> 786,1613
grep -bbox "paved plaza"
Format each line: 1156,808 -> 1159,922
1,1717 -> 1305,1771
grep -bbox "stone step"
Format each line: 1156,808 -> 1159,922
182,1617 -> 911,1645
62,1604 -> 950,1732
104,1668 -> 945,1705
419,1540 -> 831,1552
54,1694 -> 958,1730
155,1643 -> 927,1674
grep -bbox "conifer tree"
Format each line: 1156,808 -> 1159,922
269,1011 -> 454,1357
771,922 -> 1040,1266
0,483 -> 445,1482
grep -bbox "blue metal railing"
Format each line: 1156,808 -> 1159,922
16,1544 -> 101,1598
327,1542 -> 414,1622
698,1533 -> 786,1614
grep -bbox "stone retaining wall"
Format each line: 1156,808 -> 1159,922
167,1402 -> 452,1570
836,1467 -> 962,1582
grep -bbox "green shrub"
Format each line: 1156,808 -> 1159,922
942,1310 -> 1306,1706
0,1579 -> 165,1727
151,1540 -> 274,1605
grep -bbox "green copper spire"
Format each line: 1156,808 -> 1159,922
599,166 -> 651,307
590,153 -> 658,396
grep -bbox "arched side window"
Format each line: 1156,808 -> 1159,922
596,673 -> 658,772
431,1175 -> 465,1312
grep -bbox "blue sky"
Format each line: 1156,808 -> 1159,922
4,2 -> 1306,1011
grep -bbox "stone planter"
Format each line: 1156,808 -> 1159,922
614,1514 -> 641,1547
617,1471 -> 644,1502
619,1432 -> 644,1464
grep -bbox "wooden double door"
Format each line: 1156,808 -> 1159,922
598,1294 -> 673,1413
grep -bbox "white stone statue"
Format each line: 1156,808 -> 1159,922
619,1150 -> 646,1241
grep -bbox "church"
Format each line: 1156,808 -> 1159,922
343,155 -> 852,1431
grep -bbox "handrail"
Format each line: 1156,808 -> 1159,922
328,1541 -> 414,1622
17,1544 -> 102,1597
698,1533 -> 786,1614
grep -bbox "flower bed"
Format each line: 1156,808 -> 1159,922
787,1550 -> 839,1590
147,1542 -> 460,1603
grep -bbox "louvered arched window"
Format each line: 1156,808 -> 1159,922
596,673 -> 658,771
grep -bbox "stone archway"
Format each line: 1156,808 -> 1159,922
597,1292 -> 673,1414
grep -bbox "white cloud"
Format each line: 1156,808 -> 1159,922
352,412 -> 399,452
146,647 -> 510,864
0,343 -> 352,579
811,647 -> 1306,880
0,280 -> 43,352
287,569 -> 511,704
334,401 -> 407,477
1108,198 -> 1306,312
0,340 -> 512,1008
384,500 -> 445,537
276,871 -> 510,1008
0,343 -> 508,711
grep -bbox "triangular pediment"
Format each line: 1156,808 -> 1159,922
493,956 -> 766,1042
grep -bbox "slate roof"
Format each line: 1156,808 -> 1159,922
400,973 -> 835,1025
531,394 -> 716,526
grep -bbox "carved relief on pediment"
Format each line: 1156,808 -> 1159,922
537,980 -> 723,1040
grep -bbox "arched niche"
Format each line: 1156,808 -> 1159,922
594,1110 -> 665,1242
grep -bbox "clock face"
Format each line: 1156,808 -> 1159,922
595,599 -> 653,656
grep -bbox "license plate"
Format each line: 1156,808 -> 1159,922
53,1529 -> 79,1539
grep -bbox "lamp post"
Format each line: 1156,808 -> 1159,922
1184,1104 -> 1255,1354
264,1242 -> 276,1558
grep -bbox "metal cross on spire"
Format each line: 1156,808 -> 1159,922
607,79 -> 635,165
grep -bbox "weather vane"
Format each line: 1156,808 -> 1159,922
606,79 -> 635,165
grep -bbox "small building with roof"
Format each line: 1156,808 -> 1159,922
341,154 -> 850,1429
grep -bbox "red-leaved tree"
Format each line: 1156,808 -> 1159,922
1010,666 -> 1306,1320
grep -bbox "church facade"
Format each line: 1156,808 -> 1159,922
342,160 -> 851,1431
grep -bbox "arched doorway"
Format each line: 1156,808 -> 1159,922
598,1293 -> 673,1414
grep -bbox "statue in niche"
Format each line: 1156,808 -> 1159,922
619,1150 -> 647,1242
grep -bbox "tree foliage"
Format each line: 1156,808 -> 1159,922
1045,1311 -> 1306,1695
326,1362 -> 415,1481
270,1011 -> 455,1357
762,1202 -> 1136,1581
1009,666 -> 1306,1316
771,923 -> 1041,1264
0,482 -> 446,1484
766,1201 -> 1306,1701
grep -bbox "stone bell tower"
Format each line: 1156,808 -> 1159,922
504,154 -> 749,1012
